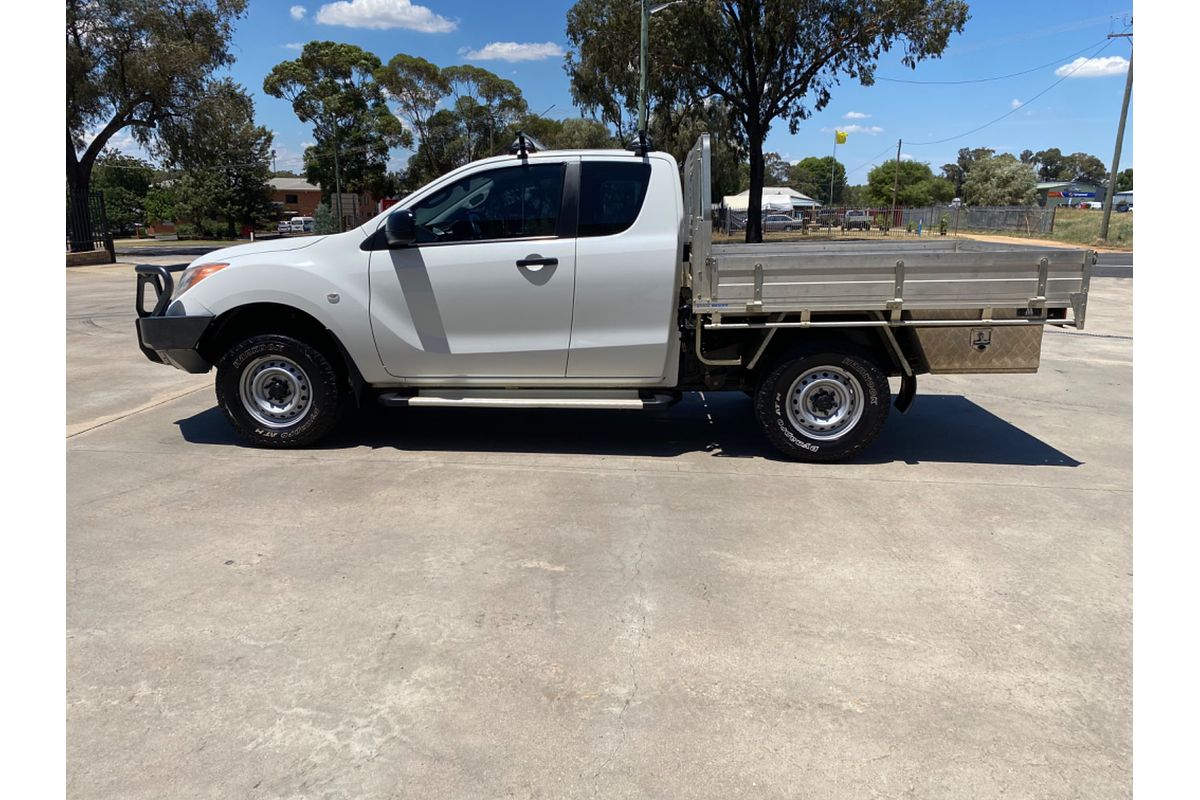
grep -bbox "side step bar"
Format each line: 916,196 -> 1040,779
378,389 -> 681,411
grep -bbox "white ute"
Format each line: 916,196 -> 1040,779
135,134 -> 1093,462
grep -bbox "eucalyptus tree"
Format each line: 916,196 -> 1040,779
567,0 -> 969,242
264,42 -> 408,226
375,54 -> 449,175
155,79 -> 274,237
442,65 -> 527,159
67,0 -> 246,247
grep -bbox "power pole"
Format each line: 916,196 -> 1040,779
1100,32 -> 1133,242
890,139 -> 902,235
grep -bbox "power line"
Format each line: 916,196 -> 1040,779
906,33 -> 1125,148
875,37 -> 1109,85
845,143 -> 900,178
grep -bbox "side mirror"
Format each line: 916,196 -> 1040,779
384,210 -> 416,248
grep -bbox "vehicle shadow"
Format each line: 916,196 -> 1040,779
176,392 -> 1080,467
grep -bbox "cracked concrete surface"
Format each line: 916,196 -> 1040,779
67,264 -> 1131,799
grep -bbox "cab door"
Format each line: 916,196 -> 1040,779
368,159 -> 579,380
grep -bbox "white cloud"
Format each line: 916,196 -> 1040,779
1055,55 -> 1129,78
822,124 -> 884,135
900,153 -> 914,161
315,0 -> 456,33
843,111 -> 871,119
461,41 -> 565,62
283,42 -> 304,50
1010,98 -> 1022,109
290,5 -> 307,20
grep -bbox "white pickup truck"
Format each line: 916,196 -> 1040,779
135,135 -> 1092,462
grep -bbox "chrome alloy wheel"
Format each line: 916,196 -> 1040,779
785,365 -> 866,441
238,355 -> 313,429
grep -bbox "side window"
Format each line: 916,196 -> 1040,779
408,163 -> 565,244
579,162 -> 652,237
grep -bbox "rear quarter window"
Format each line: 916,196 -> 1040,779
579,162 -> 652,237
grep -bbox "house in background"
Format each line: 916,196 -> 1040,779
269,177 -> 322,219
722,186 -> 822,217
269,177 -> 385,229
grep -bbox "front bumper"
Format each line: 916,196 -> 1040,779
135,265 -> 214,374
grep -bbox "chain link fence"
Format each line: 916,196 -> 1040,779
717,204 -> 1059,237
900,205 -> 1055,235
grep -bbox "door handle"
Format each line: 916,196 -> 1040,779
516,256 -> 558,269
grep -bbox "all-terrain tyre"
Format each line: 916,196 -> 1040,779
215,334 -> 342,448
754,350 -> 890,462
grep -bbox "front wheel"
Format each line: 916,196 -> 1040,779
754,350 -> 890,462
215,334 -> 343,448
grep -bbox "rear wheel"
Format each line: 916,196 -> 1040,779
215,334 -> 342,448
754,350 -> 890,462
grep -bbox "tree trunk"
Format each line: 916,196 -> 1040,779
745,133 -> 764,243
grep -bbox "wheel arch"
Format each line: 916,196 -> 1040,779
748,324 -> 917,380
199,302 -> 368,404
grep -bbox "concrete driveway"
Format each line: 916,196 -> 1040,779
67,262 -> 1132,799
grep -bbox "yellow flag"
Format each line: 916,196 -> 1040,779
835,130 -> 848,144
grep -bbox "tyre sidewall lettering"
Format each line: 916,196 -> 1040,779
754,350 -> 890,462
216,334 -> 341,448
839,355 -> 879,406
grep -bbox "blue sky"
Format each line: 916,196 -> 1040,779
111,1 -> 1135,184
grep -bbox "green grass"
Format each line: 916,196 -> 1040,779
1045,208 -> 1133,248
958,208 -> 1133,249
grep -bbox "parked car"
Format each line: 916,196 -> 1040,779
277,220 -> 291,234
842,209 -> 871,231
764,214 -> 802,232
289,216 -> 314,233
133,133 -> 1094,463
815,209 -> 843,227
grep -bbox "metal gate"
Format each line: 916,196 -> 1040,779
66,191 -> 115,259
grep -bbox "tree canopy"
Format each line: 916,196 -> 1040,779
567,0 -> 969,242
264,42 -> 409,214
67,0 -> 247,244
155,79 -> 274,236
789,156 -> 847,205
1115,168 -> 1133,193
1028,147 -> 1108,184
377,57 -> 570,187
90,151 -> 156,232
866,160 -> 954,206
961,154 -> 1036,206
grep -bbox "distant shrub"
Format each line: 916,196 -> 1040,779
313,203 -> 337,235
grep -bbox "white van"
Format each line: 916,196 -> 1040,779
288,216 -> 314,233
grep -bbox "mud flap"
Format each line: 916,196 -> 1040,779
895,373 -> 916,414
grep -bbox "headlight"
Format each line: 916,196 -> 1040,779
173,263 -> 228,298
